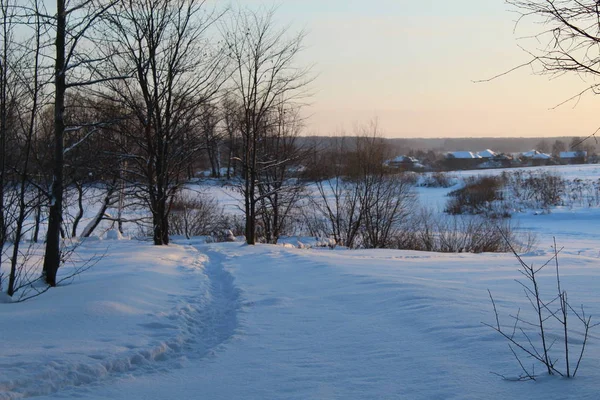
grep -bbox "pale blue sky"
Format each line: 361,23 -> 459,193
250,1 -> 598,138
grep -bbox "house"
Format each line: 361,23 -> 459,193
492,153 -> 513,167
386,155 -> 424,171
444,151 -> 483,170
478,152 -> 513,169
520,150 -> 552,166
559,151 -> 587,165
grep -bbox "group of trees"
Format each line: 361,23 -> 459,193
0,0 -> 310,298
2,0 -> 599,300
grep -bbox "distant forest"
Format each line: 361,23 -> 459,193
300,136 -> 594,155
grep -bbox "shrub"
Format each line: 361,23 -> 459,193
446,175 -> 506,216
168,192 -> 223,239
486,240 -> 596,380
503,170 -> 564,210
392,210 -> 535,254
419,172 -> 456,188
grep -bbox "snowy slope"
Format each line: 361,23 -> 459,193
0,240 -> 239,399
4,163 -> 600,399
3,239 -> 599,399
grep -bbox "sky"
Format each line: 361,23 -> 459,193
264,0 -> 600,138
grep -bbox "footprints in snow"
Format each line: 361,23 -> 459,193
0,246 -> 241,399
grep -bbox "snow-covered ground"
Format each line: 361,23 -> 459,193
3,164 -> 600,399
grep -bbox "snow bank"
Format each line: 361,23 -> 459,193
0,241 -> 240,399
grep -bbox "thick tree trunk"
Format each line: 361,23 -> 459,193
152,195 -> 169,245
43,0 -> 66,286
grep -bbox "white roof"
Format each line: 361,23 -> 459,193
560,151 -> 587,159
521,150 -> 540,158
447,151 -> 482,159
389,155 -> 419,163
532,153 -> 551,160
477,149 -> 496,158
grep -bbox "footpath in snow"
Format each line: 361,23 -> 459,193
0,240 -> 239,399
6,240 -> 599,399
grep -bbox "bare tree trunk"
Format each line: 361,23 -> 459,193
0,0 -> 12,290
70,182 -> 84,237
33,193 -> 42,243
7,1 -> 41,296
43,0 -> 66,286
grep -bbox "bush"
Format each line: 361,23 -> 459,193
419,172 -> 456,188
446,175 -> 506,216
391,210 -> 535,254
486,240 -> 596,380
503,170 -> 564,210
168,192 -> 223,239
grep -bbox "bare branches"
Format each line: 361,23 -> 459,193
485,237 -> 596,379
489,1 -> 600,110
223,6 -> 311,245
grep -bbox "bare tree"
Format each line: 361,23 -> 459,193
5,0 -> 49,296
100,0 -> 228,245
221,94 -> 241,179
256,105 -> 307,243
507,1 -> 600,106
200,102 -> 223,178
0,0 -> 19,294
552,139 -> 567,157
223,7 -> 311,245
41,0 -> 118,286
310,136 -> 365,248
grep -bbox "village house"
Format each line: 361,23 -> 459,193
386,155 -> 424,171
559,151 -> 587,165
520,150 -> 552,166
444,151 -> 483,170
473,149 -> 513,169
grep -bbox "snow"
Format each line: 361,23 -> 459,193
0,242 -> 222,398
3,164 -> 600,399
522,150 -> 551,159
477,149 -> 496,158
388,155 -> 418,163
447,151 -> 482,159
105,228 -> 124,240
532,152 -> 551,159
521,149 -> 539,157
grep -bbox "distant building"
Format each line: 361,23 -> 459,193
478,152 -> 513,169
559,151 -> 587,165
444,151 -> 483,170
386,155 -> 424,171
520,150 -> 552,166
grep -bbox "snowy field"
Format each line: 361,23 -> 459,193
3,164 -> 600,399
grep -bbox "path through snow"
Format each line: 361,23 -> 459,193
0,242 -> 240,399
31,241 -> 600,399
